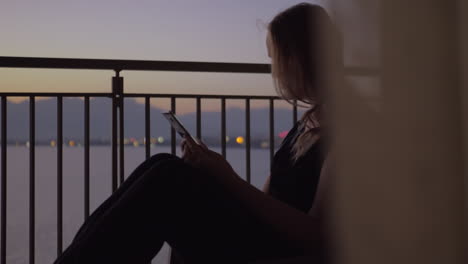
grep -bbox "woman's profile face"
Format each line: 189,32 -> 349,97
266,31 -> 278,79
266,31 -> 273,59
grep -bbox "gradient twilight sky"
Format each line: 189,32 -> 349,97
0,0 -> 334,112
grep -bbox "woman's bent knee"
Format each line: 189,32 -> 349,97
147,157 -> 186,178
143,157 -> 202,191
147,153 -> 179,164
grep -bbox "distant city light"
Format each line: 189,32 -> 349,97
260,141 -> 269,149
26,141 -> 30,148
158,137 -> 164,143
124,138 -> 130,145
150,137 -> 157,144
279,131 -> 289,139
69,140 -> 76,147
50,140 -> 56,147
226,136 -> 230,142
236,136 -> 244,144
133,141 -> 139,147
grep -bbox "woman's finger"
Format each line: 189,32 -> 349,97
185,136 -> 199,148
181,139 -> 189,152
183,151 -> 201,167
197,139 -> 208,150
182,145 -> 192,159
186,138 -> 207,154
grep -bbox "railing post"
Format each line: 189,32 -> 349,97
118,76 -> 125,185
221,98 -> 226,158
196,97 -> 201,140
269,99 -> 275,164
1,96 -> 7,264
84,96 -> 90,219
170,97 -> 176,155
112,70 -> 123,192
56,96 -> 63,256
293,100 -> 298,125
245,99 -> 251,184
29,97 -> 35,264
145,96 -> 151,159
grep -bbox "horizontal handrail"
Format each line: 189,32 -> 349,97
0,56 -> 270,73
0,56 -> 379,76
0,92 -> 113,97
0,92 -> 280,100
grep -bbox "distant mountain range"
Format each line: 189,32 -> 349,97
3,98 -> 301,143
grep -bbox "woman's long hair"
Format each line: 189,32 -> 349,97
268,3 -> 343,161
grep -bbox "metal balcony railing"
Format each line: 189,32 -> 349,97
0,56 -> 378,264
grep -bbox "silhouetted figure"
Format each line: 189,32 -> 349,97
54,3 -> 342,263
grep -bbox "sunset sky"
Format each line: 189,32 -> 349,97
0,0 -> 331,112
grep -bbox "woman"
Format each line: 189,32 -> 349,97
55,3 -> 341,263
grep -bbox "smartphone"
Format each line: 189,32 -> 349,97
162,111 -> 198,143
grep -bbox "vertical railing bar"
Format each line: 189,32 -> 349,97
111,76 -> 118,193
29,97 -> 35,264
170,97 -> 176,155
1,96 -> 6,264
196,97 -> 201,140
57,96 -> 63,256
245,99 -> 251,184
145,97 -> 151,159
269,99 -> 275,164
221,98 -> 226,158
119,94 -> 124,185
293,100 -> 298,124
84,96 -> 90,219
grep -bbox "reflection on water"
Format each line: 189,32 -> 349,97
2,146 -> 271,264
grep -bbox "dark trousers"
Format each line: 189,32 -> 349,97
54,153 -> 298,264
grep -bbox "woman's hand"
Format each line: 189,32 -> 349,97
181,137 -> 240,183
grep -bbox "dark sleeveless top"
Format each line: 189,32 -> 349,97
268,121 -> 325,213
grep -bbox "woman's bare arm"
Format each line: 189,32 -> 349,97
182,137 -> 326,253
219,171 -> 322,253
223,154 -> 332,254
